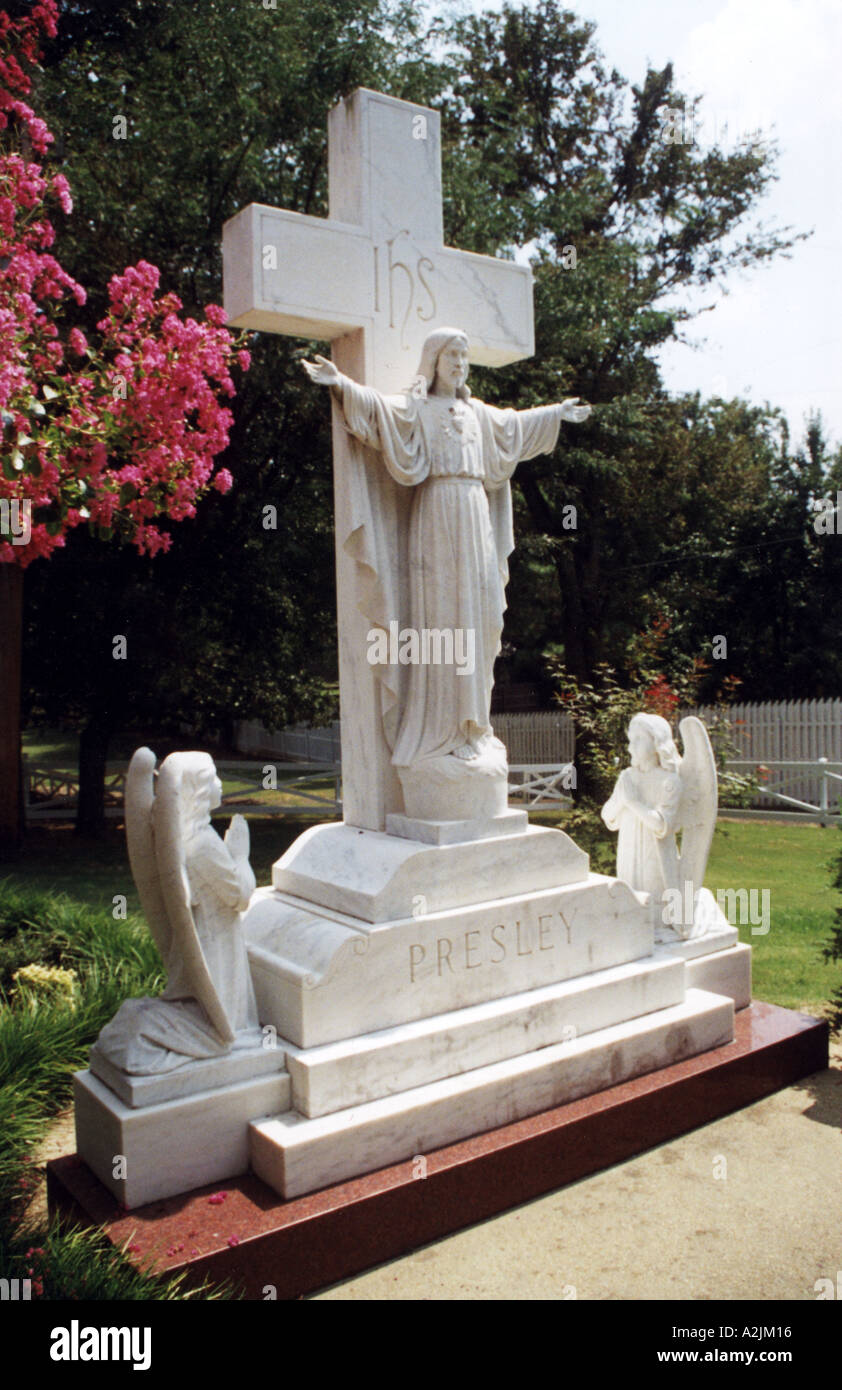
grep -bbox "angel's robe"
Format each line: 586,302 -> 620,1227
96,823 -> 257,1074
333,375 -> 563,764
602,765 -> 682,919
184,824 -> 257,1033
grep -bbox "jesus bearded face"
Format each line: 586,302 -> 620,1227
433,339 -> 469,395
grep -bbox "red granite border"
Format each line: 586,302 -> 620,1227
47,1001 -> 828,1299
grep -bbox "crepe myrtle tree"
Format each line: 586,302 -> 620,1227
0,2 -> 250,855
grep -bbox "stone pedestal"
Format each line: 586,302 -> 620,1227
73,821 -> 753,1211
396,739 -> 509,822
233,820 -> 748,1202
74,1055 -> 289,1209
269,821 -> 589,921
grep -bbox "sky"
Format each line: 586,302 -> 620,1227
466,0 -> 842,448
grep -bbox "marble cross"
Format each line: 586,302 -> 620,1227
222,88 -> 535,831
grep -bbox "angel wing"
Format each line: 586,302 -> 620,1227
151,753 -> 236,1044
676,716 -> 718,903
125,748 -> 192,1001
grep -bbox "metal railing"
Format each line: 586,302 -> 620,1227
723,759 -> 842,824
508,764 -> 576,806
24,755 -> 842,825
214,760 -> 342,818
22,759 -> 343,823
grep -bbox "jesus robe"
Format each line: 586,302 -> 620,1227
333,375 -> 563,766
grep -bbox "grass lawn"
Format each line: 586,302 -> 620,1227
707,819 -> 838,1014
7,817 -> 325,915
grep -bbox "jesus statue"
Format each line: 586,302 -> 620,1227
303,327 -> 590,821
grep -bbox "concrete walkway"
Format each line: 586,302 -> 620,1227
312,1035 -> 842,1301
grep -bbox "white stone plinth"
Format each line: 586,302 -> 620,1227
245,872 -> 653,1048
385,809 -> 528,845
74,1068 -> 290,1210
88,1039 -> 284,1109
685,942 -> 752,1009
397,743 -> 508,822
250,988 -> 734,1199
271,822 -> 589,924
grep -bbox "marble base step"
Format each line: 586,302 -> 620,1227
652,890 -> 751,1010
684,942 -> 752,1009
88,1038 -> 282,1109
285,955 -> 686,1117
48,1004 -> 828,1299
74,1066 -> 290,1210
251,988 -> 734,1198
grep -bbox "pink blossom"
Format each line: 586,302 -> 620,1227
51,171 -> 71,213
0,3 -> 246,571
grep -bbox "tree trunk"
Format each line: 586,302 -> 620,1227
0,564 -> 24,861
76,716 -> 111,838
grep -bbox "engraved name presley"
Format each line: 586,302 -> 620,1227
408,908 -> 575,984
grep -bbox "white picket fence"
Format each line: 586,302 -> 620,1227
492,712 -> 576,763
234,713 -> 577,766
235,719 -> 343,763
689,699 -> 842,812
234,699 -> 842,819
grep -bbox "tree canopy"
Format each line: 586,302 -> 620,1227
17,0 -> 840,819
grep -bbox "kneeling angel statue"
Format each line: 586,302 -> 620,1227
95,748 -> 259,1074
601,713 -> 718,940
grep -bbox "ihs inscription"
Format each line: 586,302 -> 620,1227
373,230 -> 436,347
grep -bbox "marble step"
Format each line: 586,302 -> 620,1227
246,871 -> 652,1048
285,955 -> 686,1117
75,1067 -> 291,1210
271,821 -> 589,923
250,987 -> 735,1198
